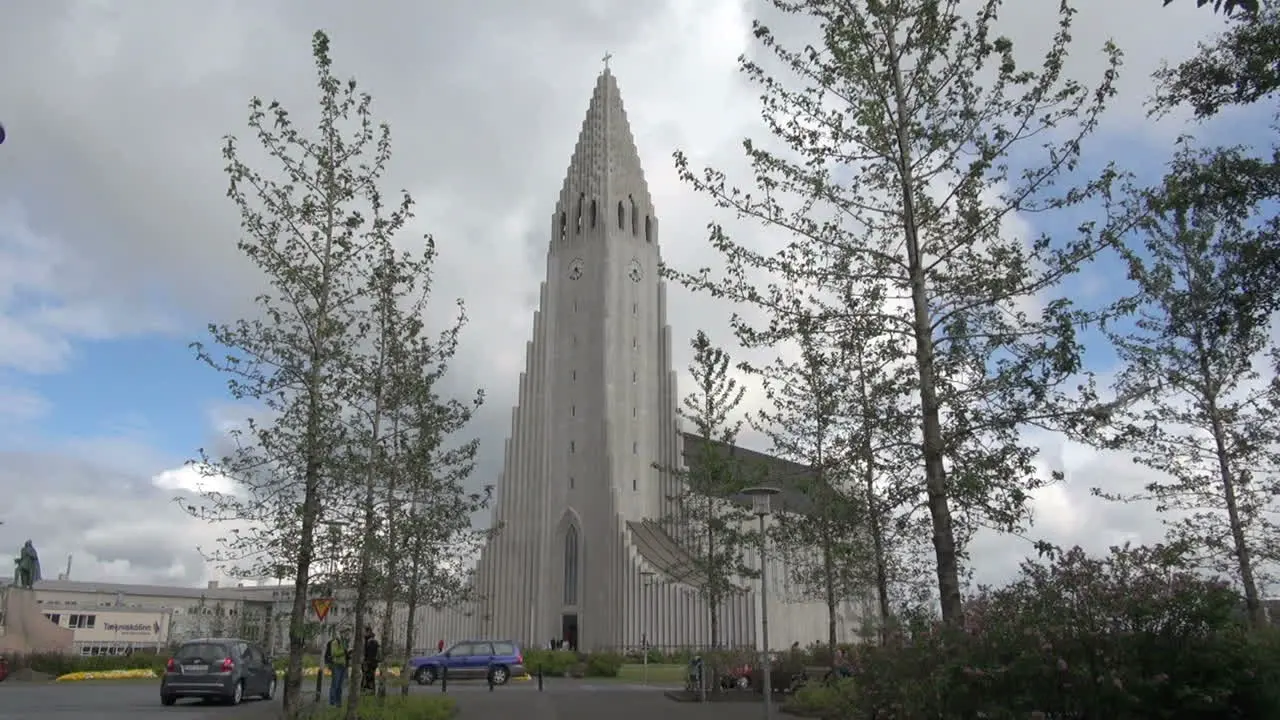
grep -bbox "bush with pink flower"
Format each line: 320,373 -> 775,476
788,543 -> 1280,719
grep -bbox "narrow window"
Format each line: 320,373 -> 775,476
572,405 -> 576,417
560,211 -> 567,241
591,199 -> 598,228
564,526 -> 579,605
632,302 -> 637,315
645,215 -> 652,243
632,336 -> 637,349
570,441 -> 575,453
572,334 -> 577,347
576,193 -> 584,234
617,201 -> 625,229
572,370 -> 577,381
632,478 -> 638,491
632,371 -> 637,383
570,476 -> 575,489
633,407 -> 637,418
632,441 -> 638,454
630,195 -> 638,236
574,300 -> 578,312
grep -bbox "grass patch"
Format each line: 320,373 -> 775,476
615,663 -> 686,683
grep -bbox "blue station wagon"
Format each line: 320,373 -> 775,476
408,639 -> 525,685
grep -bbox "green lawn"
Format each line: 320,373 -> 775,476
615,663 -> 686,684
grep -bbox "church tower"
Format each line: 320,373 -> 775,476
444,67 -> 775,654
427,68 -> 864,655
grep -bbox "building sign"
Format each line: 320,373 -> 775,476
104,621 -> 162,636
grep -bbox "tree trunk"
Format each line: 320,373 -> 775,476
377,417 -> 401,698
1207,395 -> 1266,626
823,530 -> 837,665
887,30 -> 964,625
344,387 -> 386,720
401,528 -> 424,697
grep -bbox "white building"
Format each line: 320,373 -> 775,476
6,578 -> 438,657
424,68 -> 872,652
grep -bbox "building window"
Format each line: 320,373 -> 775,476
591,199 -> 598,228
630,195 -> 638,236
572,370 -> 577,381
633,441 -> 638,454
576,193 -> 584,234
571,405 -> 576,417
632,371 -> 637,383
560,211 -> 567,241
617,201 -> 625,229
44,613 -> 61,626
570,441 -> 575,453
632,478 -> 637,491
570,476 -> 575,489
633,407 -> 637,418
645,215 -> 652,243
632,302 -> 637,315
68,614 -> 96,629
572,334 -> 577,346
632,336 -> 637,349
564,526 -> 580,606
574,300 -> 578,312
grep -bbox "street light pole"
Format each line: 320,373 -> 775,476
743,486 -> 780,720
639,571 -> 656,685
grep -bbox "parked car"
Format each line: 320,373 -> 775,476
160,637 -> 277,706
720,662 -> 752,689
407,639 -> 525,686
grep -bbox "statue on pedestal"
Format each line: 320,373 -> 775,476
12,541 -> 40,589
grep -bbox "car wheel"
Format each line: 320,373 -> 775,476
736,675 -> 750,689
263,676 -> 277,699
414,666 -> 436,685
489,665 -> 509,686
227,680 -> 244,705
161,694 -> 177,706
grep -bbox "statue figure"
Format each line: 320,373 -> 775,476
12,541 -> 40,589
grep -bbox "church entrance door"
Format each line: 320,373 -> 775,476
560,613 -> 578,651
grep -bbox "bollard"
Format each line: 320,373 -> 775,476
488,667 -> 495,692
315,664 -> 323,702
441,666 -> 448,694
537,665 -> 544,692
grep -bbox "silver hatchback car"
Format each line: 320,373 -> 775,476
160,637 -> 277,706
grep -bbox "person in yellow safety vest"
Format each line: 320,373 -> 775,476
323,629 -> 350,706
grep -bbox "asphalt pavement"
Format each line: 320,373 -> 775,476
0,681 -> 279,720
0,678 -> 752,719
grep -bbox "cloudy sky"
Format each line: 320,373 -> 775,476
0,1 -> 1263,589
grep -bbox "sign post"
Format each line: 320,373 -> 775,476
312,599 -> 334,701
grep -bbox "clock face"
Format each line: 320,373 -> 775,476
568,258 -> 584,280
627,260 -> 643,283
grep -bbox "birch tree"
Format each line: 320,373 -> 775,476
1094,165 -> 1280,626
185,31 -> 392,711
668,0 -> 1123,624
658,331 -> 760,649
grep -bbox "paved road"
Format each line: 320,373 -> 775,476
0,682 -> 278,720
0,678 -> 761,719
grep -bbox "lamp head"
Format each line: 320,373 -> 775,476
742,486 -> 781,516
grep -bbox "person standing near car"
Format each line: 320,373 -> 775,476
323,629 -> 349,706
362,626 -> 380,692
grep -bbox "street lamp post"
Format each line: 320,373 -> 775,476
743,486 -> 780,720
639,570 -> 656,685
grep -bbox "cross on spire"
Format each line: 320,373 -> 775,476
602,52 -> 613,70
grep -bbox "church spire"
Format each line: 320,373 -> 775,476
558,67 -> 653,214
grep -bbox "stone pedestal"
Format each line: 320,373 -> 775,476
0,587 -> 74,655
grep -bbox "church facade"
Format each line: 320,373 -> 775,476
426,70 -> 870,651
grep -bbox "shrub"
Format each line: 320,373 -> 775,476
789,678 -> 859,718
584,652 -> 624,677
523,649 -> 578,676
792,544 -> 1280,720
7,651 -> 166,677
308,695 -> 456,720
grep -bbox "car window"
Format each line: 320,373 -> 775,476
177,643 -> 227,662
492,642 -> 515,656
449,643 -> 473,656
472,642 -> 494,655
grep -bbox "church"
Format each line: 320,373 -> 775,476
426,68 -> 871,652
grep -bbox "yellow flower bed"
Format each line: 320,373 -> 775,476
276,666 -> 404,677
56,668 -> 158,682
